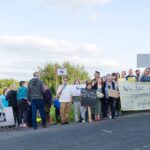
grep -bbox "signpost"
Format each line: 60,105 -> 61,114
137,54 -> 150,68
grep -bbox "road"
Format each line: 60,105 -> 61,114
0,112 -> 150,150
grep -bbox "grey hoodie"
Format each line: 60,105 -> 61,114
28,78 -> 44,101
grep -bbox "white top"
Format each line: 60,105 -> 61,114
71,84 -> 81,96
57,84 -> 72,102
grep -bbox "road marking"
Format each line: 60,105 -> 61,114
102,129 -> 112,134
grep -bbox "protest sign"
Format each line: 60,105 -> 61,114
108,89 -> 120,98
119,82 -> 150,111
81,88 -> 96,107
0,107 -> 15,127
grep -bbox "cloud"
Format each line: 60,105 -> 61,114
34,0 -> 111,8
88,12 -> 100,22
0,35 -> 102,79
0,35 -> 127,80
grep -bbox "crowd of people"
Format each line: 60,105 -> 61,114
0,67 -> 150,130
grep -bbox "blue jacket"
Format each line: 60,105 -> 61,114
17,86 -> 28,101
0,95 -> 8,107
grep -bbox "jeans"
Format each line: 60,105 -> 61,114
31,99 -> 46,129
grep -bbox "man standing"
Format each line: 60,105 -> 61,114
126,69 -> 136,82
91,71 -> 100,89
28,72 -> 46,129
57,77 -> 72,124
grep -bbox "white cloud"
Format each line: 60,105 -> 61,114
88,12 -> 100,22
34,0 -> 111,8
0,35 -> 128,80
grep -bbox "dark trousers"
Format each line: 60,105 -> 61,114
44,104 -> 51,124
18,100 -> 29,124
103,98 -> 115,119
55,108 -> 60,123
31,99 -> 46,129
12,106 -> 19,125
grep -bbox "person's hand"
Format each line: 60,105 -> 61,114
28,101 -> 31,106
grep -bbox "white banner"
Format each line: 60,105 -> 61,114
119,82 -> 150,111
0,107 -> 15,127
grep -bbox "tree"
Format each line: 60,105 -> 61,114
39,61 -> 89,95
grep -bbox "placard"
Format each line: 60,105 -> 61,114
81,88 -> 96,107
108,89 -> 120,98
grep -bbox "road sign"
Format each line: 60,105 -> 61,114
137,54 -> 150,68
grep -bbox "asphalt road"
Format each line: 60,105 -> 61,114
0,113 -> 150,150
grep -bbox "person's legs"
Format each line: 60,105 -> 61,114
31,100 -> 37,129
60,102 -> 66,124
73,102 -> 79,122
103,99 -> 108,119
18,101 -> 23,126
109,98 -> 115,119
80,104 -> 86,121
38,100 -> 46,127
64,102 -> 71,123
22,100 -> 29,127
44,104 -> 50,124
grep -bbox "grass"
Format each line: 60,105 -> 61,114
50,104 -> 75,123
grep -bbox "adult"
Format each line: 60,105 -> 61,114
135,69 -> 141,82
17,81 -> 29,128
6,84 -> 19,127
57,77 -> 72,125
95,77 -> 104,121
91,71 -> 100,89
43,85 -> 52,125
72,79 -> 86,123
140,68 -> 150,82
126,69 -> 136,82
112,73 -> 121,117
102,74 -> 116,119
28,72 -> 46,129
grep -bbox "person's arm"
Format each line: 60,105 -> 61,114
57,85 -> 64,97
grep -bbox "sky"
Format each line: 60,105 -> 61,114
0,0 -> 150,80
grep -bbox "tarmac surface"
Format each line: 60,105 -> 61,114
0,112 -> 150,150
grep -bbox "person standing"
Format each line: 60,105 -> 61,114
135,69 -> 141,82
140,68 -> 150,82
43,85 -> 52,125
72,79 -> 86,123
102,74 -> 116,119
28,72 -> 46,130
6,84 -> 19,127
17,81 -> 29,128
57,77 -> 72,125
95,77 -> 104,121
126,69 -> 136,82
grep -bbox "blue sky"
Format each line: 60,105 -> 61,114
0,0 -> 149,80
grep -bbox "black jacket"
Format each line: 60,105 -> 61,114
6,90 -> 17,107
102,82 -> 115,100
